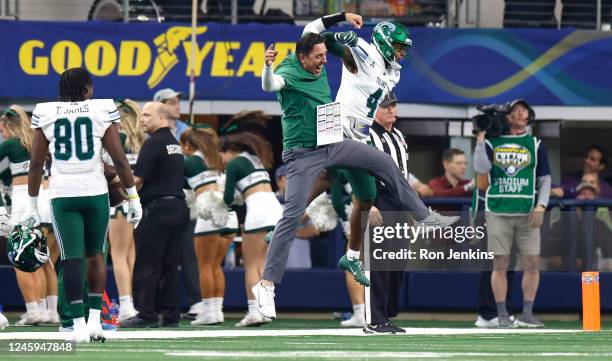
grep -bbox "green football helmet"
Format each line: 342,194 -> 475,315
7,225 -> 49,272
371,21 -> 412,70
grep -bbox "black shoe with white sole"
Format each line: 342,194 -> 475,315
363,323 -> 405,334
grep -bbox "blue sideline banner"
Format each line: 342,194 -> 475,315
1,20 -> 612,105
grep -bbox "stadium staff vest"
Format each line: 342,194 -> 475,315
485,134 -> 538,214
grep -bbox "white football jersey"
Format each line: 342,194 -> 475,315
335,38 -> 401,141
32,99 -> 120,199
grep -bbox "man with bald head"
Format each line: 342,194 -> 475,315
122,101 -> 190,328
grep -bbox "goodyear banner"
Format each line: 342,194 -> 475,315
2,20 -> 612,105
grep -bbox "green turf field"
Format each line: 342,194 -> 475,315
1,316 -> 611,360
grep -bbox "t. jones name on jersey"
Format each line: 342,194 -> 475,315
55,104 -> 90,115
376,76 -> 388,89
167,144 -> 182,155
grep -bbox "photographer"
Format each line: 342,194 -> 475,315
473,99 -> 551,328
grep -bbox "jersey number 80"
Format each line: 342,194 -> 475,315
54,117 -> 94,161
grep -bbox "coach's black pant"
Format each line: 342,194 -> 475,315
367,189 -> 405,325
133,197 -> 189,324
180,220 -> 201,307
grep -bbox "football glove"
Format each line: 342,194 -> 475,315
19,196 -> 41,228
334,31 -> 358,47
125,187 -> 143,225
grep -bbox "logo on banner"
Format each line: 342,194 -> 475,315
17,26 -> 296,89
148,26 -> 207,88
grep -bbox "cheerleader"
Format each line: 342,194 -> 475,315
108,99 -> 144,322
180,127 -> 237,325
220,128 -> 282,327
0,105 -> 59,325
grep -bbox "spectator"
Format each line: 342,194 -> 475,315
544,182 -> 611,271
153,88 -> 190,140
428,148 -> 474,197
561,145 -> 612,198
473,99 -> 551,328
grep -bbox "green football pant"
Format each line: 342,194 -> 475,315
51,194 -> 110,260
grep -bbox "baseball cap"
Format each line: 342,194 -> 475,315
576,181 -> 598,195
379,92 -> 397,108
153,88 -> 183,102
508,99 -> 530,111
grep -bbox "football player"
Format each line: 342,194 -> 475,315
23,67 -> 142,343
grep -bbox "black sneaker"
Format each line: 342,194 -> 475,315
384,322 -> 406,334
120,316 -> 159,328
363,323 -> 404,334
160,320 -> 180,328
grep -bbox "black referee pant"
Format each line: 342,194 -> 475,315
133,197 -> 189,324
366,189 -> 405,325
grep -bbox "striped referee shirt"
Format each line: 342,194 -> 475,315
369,121 -> 410,186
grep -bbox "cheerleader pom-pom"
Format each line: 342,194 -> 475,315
196,190 -> 229,227
184,189 -> 198,220
305,193 -> 338,232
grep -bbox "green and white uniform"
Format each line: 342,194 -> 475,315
184,152 -> 238,235
303,24 -> 390,201
32,99 -> 117,260
224,152 -> 282,233
334,37 -> 400,142
0,137 -> 51,225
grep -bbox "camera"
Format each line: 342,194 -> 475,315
471,103 -> 510,138
472,99 -> 535,138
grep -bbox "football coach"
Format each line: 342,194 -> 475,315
122,101 -> 189,328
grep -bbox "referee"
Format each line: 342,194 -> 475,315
122,102 -> 189,328
364,92 -> 408,334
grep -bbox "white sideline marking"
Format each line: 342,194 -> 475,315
0,327 -> 579,340
164,351 -> 612,358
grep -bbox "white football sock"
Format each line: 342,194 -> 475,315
347,249 -> 360,261
247,299 -> 257,315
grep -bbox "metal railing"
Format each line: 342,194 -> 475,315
419,197 -> 612,272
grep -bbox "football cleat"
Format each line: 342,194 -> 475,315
338,255 -> 370,287
87,320 -> 106,342
66,327 -> 90,343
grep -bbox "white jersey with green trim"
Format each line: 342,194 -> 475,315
335,38 -> 401,141
32,99 -> 120,199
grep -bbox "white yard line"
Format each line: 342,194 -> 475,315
0,327 -> 579,340
163,351 -> 612,358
